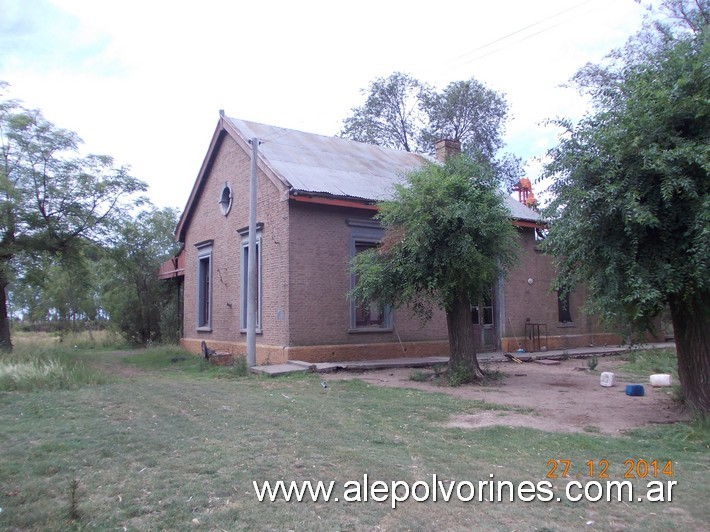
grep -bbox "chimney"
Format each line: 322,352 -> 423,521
435,139 -> 461,162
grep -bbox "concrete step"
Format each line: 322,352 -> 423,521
250,363 -> 309,377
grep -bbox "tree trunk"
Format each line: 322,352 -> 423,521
446,295 -> 484,382
0,271 -> 12,352
668,293 -> 710,416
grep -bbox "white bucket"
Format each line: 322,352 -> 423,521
650,374 -> 672,387
600,372 -> 615,387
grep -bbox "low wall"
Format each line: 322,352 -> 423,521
181,338 -> 449,365
181,338 -> 290,366
283,340 -> 450,363
183,331 -> 665,365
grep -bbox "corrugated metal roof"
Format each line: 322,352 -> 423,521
227,117 -> 540,223
504,196 -> 541,222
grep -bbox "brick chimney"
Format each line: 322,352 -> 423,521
435,139 -> 461,162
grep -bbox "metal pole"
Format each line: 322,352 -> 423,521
246,138 -> 258,367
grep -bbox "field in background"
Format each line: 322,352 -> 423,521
0,330 -> 124,392
0,343 -> 708,530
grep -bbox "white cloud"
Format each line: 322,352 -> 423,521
1,0 -> 650,209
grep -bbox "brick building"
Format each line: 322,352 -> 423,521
166,115 -> 628,365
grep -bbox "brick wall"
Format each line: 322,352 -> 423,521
180,133 -> 448,364
182,134 -> 291,361
287,201 -> 448,348
498,227 -> 659,352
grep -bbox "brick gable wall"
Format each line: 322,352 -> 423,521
181,134 -> 291,363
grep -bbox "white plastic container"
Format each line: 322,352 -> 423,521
600,372 -> 615,387
650,374 -> 672,387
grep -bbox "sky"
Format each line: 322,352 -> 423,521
0,0 -> 655,211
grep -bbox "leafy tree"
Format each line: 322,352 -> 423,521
420,78 -> 509,162
9,242 -> 109,331
340,73 -> 521,190
99,206 -> 181,345
41,250 -> 102,325
542,0 -> 709,413
0,82 -> 147,349
351,155 -> 518,382
340,72 -> 427,152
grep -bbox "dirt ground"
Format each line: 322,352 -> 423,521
321,357 -> 689,435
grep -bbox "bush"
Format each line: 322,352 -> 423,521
158,297 -> 182,345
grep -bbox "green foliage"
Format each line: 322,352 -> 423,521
351,154 -> 519,381
340,72 -> 426,152
0,352 -> 109,392
7,203 -> 180,346
123,346 -> 251,379
482,365 -> 505,383
409,370 -> 432,382
446,365 -> 475,387
68,478 -> 81,521
0,82 -> 147,349
420,77 -> 509,162
158,294 -> 182,344
230,354 -> 249,377
408,362 -> 500,387
10,244 -> 105,326
340,72 -> 521,186
99,206 -> 181,345
542,0 -> 710,412
352,155 -> 518,318
542,0 -> 709,329
587,355 -> 599,372
619,348 -> 679,377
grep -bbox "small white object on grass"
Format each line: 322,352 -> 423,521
321,381 -> 328,389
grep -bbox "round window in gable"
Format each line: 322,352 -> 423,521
219,183 -> 233,216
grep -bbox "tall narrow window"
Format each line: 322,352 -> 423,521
239,226 -> 262,332
558,288 -> 572,323
348,219 -> 391,331
195,241 -> 213,330
354,243 -> 385,327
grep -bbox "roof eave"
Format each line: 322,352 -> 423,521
512,218 -> 546,229
290,190 -> 548,225
290,190 -> 379,211
175,117 -> 229,242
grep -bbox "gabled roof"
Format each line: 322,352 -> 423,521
226,118 -> 428,202
175,116 -> 541,241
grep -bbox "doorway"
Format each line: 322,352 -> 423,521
472,291 -> 496,351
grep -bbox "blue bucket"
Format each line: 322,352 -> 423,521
625,384 -> 645,396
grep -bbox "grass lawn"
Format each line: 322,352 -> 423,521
0,341 -> 708,530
